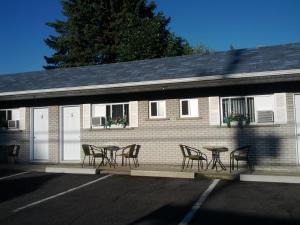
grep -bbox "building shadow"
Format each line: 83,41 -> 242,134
235,128 -> 281,168
0,173 -> 60,203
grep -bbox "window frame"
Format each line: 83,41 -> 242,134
92,102 -> 129,127
0,109 -> 20,129
179,98 -> 199,118
149,100 -> 166,119
220,95 -> 274,125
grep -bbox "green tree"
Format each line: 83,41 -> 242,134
44,0 -> 208,69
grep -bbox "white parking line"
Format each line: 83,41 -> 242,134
12,174 -> 113,213
178,179 -> 220,225
0,171 -> 30,181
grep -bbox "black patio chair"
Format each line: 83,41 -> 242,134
89,145 -> 109,167
7,145 -> 20,163
81,144 -> 93,167
179,144 -> 208,171
115,144 -> 140,167
230,145 -> 252,173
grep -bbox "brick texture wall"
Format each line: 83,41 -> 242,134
1,93 -> 298,166
81,93 -> 298,166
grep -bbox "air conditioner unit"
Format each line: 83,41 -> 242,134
257,111 -> 274,123
92,117 -> 106,127
7,120 -> 19,129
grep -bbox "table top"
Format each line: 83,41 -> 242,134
96,145 -> 120,151
203,146 -> 228,152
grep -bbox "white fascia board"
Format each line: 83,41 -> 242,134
1,69 -> 300,97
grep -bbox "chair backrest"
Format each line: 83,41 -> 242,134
127,144 -> 137,157
82,144 -> 92,156
8,145 -> 20,156
133,145 -> 141,157
235,145 -> 251,155
179,145 -> 191,157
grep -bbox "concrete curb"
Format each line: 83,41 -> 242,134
240,174 -> 300,183
45,167 -> 96,174
131,170 -> 195,179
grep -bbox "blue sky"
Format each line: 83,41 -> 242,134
0,0 -> 299,75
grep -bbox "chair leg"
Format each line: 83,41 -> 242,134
181,158 -> 186,171
136,158 -> 139,167
187,159 -> 190,168
248,157 -> 252,171
237,160 -> 239,170
82,155 -> 86,168
230,157 -> 232,173
197,160 -> 200,171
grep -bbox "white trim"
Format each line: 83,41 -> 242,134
1,69 -> 300,96
179,98 -> 199,118
60,105 -> 81,162
31,107 -> 49,162
149,100 -> 167,119
91,102 -> 130,128
293,94 -> 300,165
220,94 -> 275,125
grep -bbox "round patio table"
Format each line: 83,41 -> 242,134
96,145 -> 120,168
203,146 -> 228,171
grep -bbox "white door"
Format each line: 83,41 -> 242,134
33,108 -> 49,161
61,106 -> 81,161
295,95 -> 300,164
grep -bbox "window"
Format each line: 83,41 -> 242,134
149,101 -> 166,118
92,103 -> 129,127
0,109 -> 20,128
221,95 -> 274,124
180,99 -> 199,118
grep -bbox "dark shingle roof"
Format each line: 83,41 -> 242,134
1,42 -> 300,93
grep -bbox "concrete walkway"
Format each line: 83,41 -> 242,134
2,163 -> 300,183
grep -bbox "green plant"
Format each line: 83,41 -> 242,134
105,116 -> 128,129
224,113 -> 250,128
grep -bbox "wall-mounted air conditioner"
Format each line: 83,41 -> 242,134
92,117 -> 106,127
7,120 -> 19,129
257,111 -> 274,123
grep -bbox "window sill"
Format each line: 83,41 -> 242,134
0,128 -> 22,133
177,117 -> 202,120
145,118 -> 170,121
216,123 -> 281,128
86,127 -> 135,131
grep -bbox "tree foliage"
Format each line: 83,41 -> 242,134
44,0 -> 208,69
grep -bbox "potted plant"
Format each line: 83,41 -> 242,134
115,116 -> 128,128
236,114 -> 250,127
224,113 -> 250,128
104,116 -> 128,129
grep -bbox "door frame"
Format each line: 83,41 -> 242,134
293,94 -> 300,165
59,105 -> 81,163
30,107 -> 49,162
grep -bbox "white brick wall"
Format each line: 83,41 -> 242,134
1,93 -> 298,166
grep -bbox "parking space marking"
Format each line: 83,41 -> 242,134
178,179 -> 220,225
12,174 -> 113,213
0,171 -> 30,181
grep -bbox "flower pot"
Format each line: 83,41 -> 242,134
230,121 -> 239,126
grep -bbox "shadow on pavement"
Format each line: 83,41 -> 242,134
0,173 -> 60,203
192,209 -> 300,225
128,204 -> 190,225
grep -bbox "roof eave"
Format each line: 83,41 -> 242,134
0,69 -> 300,101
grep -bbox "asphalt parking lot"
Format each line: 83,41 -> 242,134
0,170 -> 299,225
